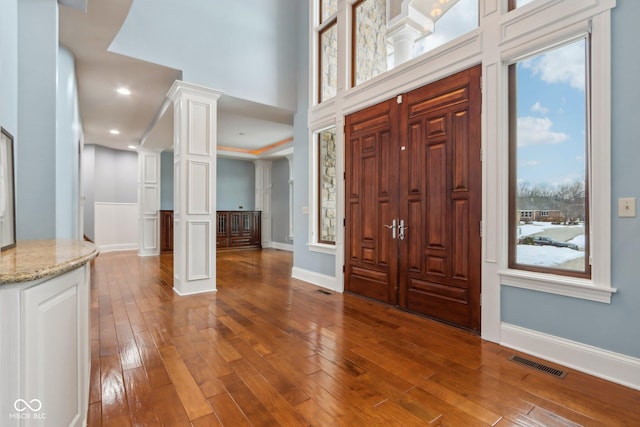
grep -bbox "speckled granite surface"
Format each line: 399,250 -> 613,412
0,240 -> 99,284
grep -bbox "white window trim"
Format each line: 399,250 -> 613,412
498,2 -> 615,303
307,0 -> 616,342
308,124 -> 338,254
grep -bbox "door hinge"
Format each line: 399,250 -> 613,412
342,265 -> 345,273
480,148 -> 484,162
343,171 -> 346,180
397,95 -> 403,104
343,218 -> 346,226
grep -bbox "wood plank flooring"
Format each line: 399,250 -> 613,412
88,249 -> 640,426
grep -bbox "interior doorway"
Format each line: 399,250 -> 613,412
344,66 -> 482,332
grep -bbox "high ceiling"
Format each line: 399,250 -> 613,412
58,0 -> 294,155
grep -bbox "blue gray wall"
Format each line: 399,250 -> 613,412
110,0 -> 298,112
271,157 -> 290,244
217,158 -> 255,211
16,0 -> 58,240
502,0 -> 640,358
292,0 -> 335,275
56,46 -> 82,239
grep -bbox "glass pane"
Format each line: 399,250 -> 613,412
354,0 -> 388,86
353,0 -> 479,87
319,127 -> 337,244
320,23 -> 337,102
510,0 -> 535,10
413,0 -> 478,57
321,0 -> 337,24
511,39 -> 589,274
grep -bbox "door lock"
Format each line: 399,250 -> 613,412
384,219 -> 397,239
398,219 -> 408,241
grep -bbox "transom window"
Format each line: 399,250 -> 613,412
318,1 -> 337,102
508,38 -> 590,278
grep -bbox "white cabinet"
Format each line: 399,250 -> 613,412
0,265 -> 90,426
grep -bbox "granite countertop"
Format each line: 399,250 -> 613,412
0,240 -> 99,285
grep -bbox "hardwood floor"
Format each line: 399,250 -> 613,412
88,249 -> 640,426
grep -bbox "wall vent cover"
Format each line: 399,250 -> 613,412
508,355 -> 568,378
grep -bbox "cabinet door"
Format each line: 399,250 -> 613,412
22,267 -> 89,427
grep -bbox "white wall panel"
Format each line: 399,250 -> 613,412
142,217 -> 158,250
94,202 -> 138,252
188,100 -> 211,156
143,153 -> 158,183
188,161 -> 210,214
187,221 -> 210,280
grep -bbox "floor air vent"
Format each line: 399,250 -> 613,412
508,355 -> 568,379
316,289 -> 332,295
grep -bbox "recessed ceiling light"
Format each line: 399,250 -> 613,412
117,87 -> 131,96
110,129 -> 120,135
128,145 -> 137,150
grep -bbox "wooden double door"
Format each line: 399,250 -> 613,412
345,66 -> 482,332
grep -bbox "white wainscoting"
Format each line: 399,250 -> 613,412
501,323 -> 640,391
291,267 -> 337,292
94,202 -> 138,252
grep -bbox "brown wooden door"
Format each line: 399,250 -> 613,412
345,66 -> 482,332
344,99 -> 399,305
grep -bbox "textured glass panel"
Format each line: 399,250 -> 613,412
321,0 -> 337,23
320,23 -> 337,102
319,127 -> 337,244
354,0 -> 388,86
510,39 -> 589,275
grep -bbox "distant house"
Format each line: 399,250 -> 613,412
516,196 -> 578,223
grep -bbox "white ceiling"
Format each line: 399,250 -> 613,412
58,0 -> 294,155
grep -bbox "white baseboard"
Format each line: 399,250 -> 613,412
501,323 -> 640,391
270,241 -> 293,252
291,267 -> 337,292
98,243 -> 138,253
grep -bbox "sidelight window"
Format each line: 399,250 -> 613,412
317,127 -> 337,245
508,38 -> 590,278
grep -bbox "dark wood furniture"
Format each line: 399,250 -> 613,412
216,211 -> 261,250
159,210 -> 261,252
160,210 -> 174,252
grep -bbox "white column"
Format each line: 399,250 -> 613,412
138,149 -> 161,257
386,23 -> 423,67
286,154 -> 294,240
167,81 -> 222,295
254,160 -> 272,248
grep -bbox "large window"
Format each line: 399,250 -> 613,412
318,127 -> 337,244
509,38 -> 590,278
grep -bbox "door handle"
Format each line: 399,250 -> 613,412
398,219 -> 408,241
384,219 -> 397,239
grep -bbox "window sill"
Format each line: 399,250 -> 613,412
307,242 -> 336,255
499,269 -> 616,303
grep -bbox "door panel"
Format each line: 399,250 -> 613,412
399,66 -> 482,331
345,100 -> 399,305
345,66 -> 481,332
